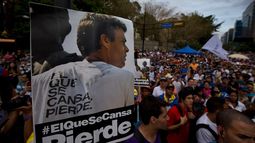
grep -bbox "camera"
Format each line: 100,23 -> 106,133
4,95 -> 31,110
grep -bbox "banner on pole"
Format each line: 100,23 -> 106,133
202,35 -> 229,60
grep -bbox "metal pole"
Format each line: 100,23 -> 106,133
142,13 -> 145,54
167,28 -> 169,50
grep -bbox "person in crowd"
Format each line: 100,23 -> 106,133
159,84 -> 178,110
243,103 -> 255,122
15,50 -> 25,62
141,86 -> 152,100
239,86 -> 250,105
152,77 -> 167,97
216,109 -> 255,143
189,60 -> 199,71
7,62 -> 19,87
192,87 -> 205,115
218,76 -> 230,93
172,74 -> 185,94
226,89 -> 246,112
202,81 -> 212,99
204,75 -> 215,88
16,72 -> 30,96
195,97 -> 224,143
166,87 -> 194,143
186,78 -> 198,90
188,87 -> 205,143
19,58 -> 31,75
193,69 -> 204,81
125,96 -> 169,143
3,51 -> 15,63
148,66 -> 156,82
0,76 -> 32,143
212,86 -> 222,97
185,67 -> 195,83
246,82 -> 255,99
0,62 -> 8,77
134,65 -> 144,78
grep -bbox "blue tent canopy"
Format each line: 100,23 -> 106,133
173,45 -> 202,55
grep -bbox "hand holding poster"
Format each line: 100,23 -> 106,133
30,3 -> 134,142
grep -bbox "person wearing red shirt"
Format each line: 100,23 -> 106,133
167,87 -> 194,143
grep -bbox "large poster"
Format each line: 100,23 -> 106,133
30,3 -> 134,143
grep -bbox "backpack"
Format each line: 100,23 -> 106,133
195,123 -> 218,143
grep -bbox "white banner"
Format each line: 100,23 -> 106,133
137,58 -> 151,69
202,35 -> 229,60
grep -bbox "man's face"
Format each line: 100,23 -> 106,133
166,87 -> 174,95
141,88 -> 151,97
223,120 -> 255,143
183,95 -> 193,109
108,28 -> 128,68
229,92 -> 238,103
188,79 -> 195,87
160,80 -> 168,88
155,107 -> 169,130
247,84 -> 254,92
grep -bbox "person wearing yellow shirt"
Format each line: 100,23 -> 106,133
189,60 -> 199,71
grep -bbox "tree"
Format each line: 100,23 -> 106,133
168,12 -> 222,49
104,0 -> 141,20
143,1 -> 174,21
73,0 -> 106,12
74,0 -> 141,21
134,1 -> 175,41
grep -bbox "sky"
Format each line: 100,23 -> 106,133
136,0 -> 254,36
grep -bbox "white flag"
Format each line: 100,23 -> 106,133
202,35 -> 229,60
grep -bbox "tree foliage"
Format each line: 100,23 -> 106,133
74,0 -> 141,20
134,1 -> 175,41
168,12 -> 222,49
144,1 -> 174,21
104,0 -> 141,20
1,0 -> 223,51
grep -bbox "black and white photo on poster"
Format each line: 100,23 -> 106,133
30,2 -> 135,142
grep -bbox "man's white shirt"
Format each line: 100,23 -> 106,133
196,113 -> 218,143
152,86 -> 164,97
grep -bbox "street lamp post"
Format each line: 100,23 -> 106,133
142,12 -> 145,54
161,22 -> 172,51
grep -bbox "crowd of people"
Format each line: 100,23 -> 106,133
0,46 -> 255,143
0,49 -> 32,143
1,47 -> 255,143
132,49 -> 255,143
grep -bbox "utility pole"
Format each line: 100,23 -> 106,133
167,28 -> 169,50
141,12 -> 146,54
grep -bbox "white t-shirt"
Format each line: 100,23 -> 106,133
196,113 -> 218,143
229,101 -> 246,112
152,86 -> 164,97
33,60 -> 134,123
148,71 -> 155,81
173,80 -> 182,94
32,60 -> 134,142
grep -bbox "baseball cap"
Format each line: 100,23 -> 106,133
160,77 -> 167,81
